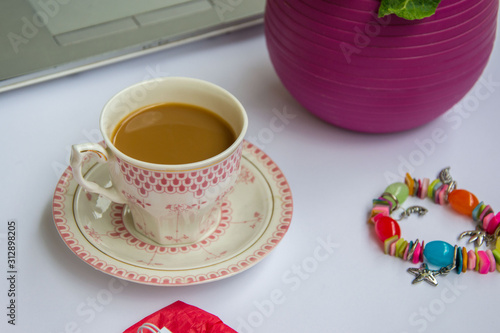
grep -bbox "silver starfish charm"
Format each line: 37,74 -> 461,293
408,264 -> 439,286
459,226 -> 489,247
407,247 -> 457,287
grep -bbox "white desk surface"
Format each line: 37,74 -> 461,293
1,22 -> 500,333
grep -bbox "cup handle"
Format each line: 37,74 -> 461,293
70,143 -> 127,204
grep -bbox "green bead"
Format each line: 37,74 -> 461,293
397,239 -> 408,258
384,182 -> 409,207
493,249 -> 500,264
428,179 -> 440,198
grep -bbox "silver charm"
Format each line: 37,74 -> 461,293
459,224 -> 500,247
459,226 -> 490,247
438,167 -> 453,184
493,225 -> 500,244
408,264 -> 440,286
406,239 -> 419,262
438,167 -> 457,202
381,192 -> 399,213
398,206 -> 428,220
407,246 -> 457,286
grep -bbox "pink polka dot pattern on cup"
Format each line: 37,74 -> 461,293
116,145 -> 243,198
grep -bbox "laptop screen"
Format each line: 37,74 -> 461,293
0,0 -> 265,92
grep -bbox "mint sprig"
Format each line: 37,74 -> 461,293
378,0 -> 443,20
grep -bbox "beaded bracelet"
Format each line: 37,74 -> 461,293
368,167 -> 500,286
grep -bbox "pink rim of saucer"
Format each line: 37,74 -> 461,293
52,141 -> 294,286
266,18 -> 495,87
267,0 -> 496,51
274,0 -> 491,36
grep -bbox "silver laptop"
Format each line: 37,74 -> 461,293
0,0 -> 265,93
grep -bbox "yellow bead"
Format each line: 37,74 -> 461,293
428,179 -> 440,198
405,173 -> 414,196
384,235 -> 399,255
395,238 -> 407,258
475,248 -> 480,271
398,240 -> 408,258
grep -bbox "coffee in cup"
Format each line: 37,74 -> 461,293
112,102 -> 236,165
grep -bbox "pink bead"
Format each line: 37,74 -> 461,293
434,184 -> 446,204
370,209 -> 389,224
403,244 -> 409,261
477,251 -> 491,274
390,241 -> 397,257
438,184 -> 448,205
468,250 -> 476,270
486,213 -> 500,234
420,241 -> 425,262
479,205 -> 492,222
420,178 -> 429,199
483,213 -> 494,232
434,186 -> 441,204
375,206 -> 390,217
486,250 -> 497,272
413,243 -> 421,264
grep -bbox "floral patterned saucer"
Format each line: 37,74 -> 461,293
52,141 -> 293,286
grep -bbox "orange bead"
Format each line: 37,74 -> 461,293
405,173 -> 414,196
462,247 -> 468,273
448,189 -> 479,216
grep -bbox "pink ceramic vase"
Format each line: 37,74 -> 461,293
265,0 -> 498,133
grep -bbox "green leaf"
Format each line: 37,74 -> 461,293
378,0 -> 442,20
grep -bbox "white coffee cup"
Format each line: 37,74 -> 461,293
70,77 -> 248,245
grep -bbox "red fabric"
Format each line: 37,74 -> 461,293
123,301 -> 237,333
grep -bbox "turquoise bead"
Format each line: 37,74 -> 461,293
424,241 -> 455,267
456,247 -> 462,275
472,201 -> 484,221
384,182 -> 409,207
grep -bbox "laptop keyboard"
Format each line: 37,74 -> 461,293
28,0 -> 211,45
135,0 -> 212,26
